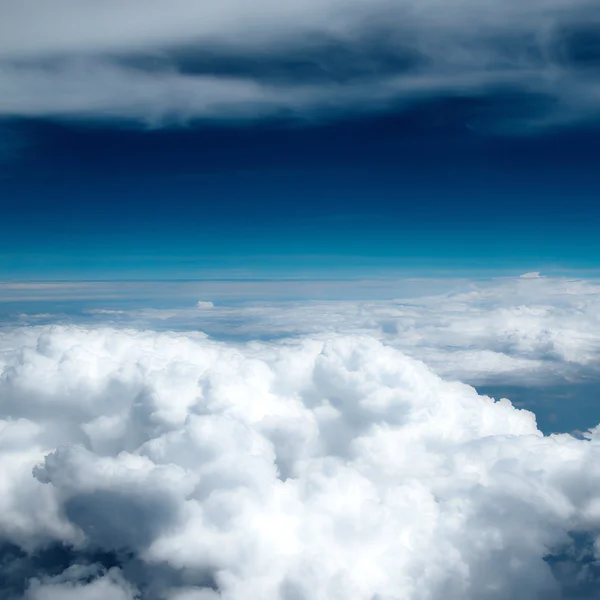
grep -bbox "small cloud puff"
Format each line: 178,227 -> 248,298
520,271 -> 543,279
0,325 -> 599,597
196,301 -> 214,309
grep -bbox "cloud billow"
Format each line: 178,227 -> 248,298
1,324 -> 600,598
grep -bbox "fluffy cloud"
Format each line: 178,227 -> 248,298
1,322 -> 600,598
0,0 -> 599,127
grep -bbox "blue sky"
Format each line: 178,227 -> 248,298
1,1 -> 600,279
2,115 -> 599,280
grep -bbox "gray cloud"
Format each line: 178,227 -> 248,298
0,0 -> 599,127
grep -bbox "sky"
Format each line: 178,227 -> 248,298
5,3 -> 600,599
1,0 -> 600,279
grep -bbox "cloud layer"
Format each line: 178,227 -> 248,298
14,275 -> 596,386
1,0 -> 600,127
2,320 -> 600,598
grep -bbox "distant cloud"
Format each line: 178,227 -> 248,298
47,276 -> 600,386
0,0 -> 599,128
520,271 -> 543,278
196,301 -> 214,309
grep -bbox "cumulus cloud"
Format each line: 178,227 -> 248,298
0,0 -> 600,127
1,322 -> 600,597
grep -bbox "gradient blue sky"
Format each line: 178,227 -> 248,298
1,1 -> 599,279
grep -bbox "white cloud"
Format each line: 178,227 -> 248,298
196,301 -> 214,309
64,276 -> 600,385
0,0 -> 599,126
1,320 -> 600,597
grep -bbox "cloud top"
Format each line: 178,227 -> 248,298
1,324 -> 600,597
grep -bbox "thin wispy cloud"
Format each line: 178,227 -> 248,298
1,0 -> 599,128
